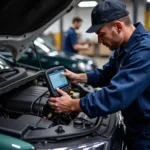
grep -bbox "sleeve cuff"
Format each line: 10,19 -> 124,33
79,97 -> 93,118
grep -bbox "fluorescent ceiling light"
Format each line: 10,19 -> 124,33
78,1 -> 98,7
147,0 -> 150,2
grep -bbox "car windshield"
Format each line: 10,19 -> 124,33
34,40 -> 51,54
35,37 -> 57,53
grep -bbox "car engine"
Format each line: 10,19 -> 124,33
0,66 -> 124,150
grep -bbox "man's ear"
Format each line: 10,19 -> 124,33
114,21 -> 123,33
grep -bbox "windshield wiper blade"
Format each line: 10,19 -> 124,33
0,69 -> 14,74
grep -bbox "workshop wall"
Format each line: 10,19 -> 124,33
44,1 -> 145,41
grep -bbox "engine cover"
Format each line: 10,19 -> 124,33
2,85 -> 49,114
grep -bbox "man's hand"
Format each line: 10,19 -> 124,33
82,44 -> 89,50
49,88 -> 82,113
62,69 -> 88,84
73,44 -> 89,51
61,69 -> 79,84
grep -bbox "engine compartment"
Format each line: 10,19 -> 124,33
2,85 -> 49,115
0,68 -> 97,139
0,66 -> 121,148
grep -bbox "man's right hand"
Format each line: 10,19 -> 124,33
62,69 -> 88,84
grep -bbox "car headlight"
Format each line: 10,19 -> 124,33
87,60 -> 93,65
78,62 -> 86,72
85,64 -> 92,71
77,141 -> 108,150
45,141 -> 108,150
78,62 -> 93,72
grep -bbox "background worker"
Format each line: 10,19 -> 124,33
63,16 -> 89,54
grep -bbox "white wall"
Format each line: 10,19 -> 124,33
44,1 -> 145,41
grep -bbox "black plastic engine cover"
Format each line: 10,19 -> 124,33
0,115 -> 54,138
2,85 -> 49,114
0,119 -> 29,138
17,115 -> 54,129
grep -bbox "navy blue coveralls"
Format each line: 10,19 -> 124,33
63,27 -> 78,54
80,23 -> 150,150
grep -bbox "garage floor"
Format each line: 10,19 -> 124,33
93,57 -> 109,68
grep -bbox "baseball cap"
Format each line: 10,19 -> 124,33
86,0 -> 129,33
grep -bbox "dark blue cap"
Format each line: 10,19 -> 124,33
86,0 -> 129,33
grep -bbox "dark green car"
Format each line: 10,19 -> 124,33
0,54 -> 124,150
0,38 -> 97,73
0,133 -> 34,150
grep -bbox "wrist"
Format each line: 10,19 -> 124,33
77,73 -> 87,83
70,99 -> 82,112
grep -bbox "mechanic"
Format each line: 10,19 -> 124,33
50,0 -> 150,149
63,16 -> 89,54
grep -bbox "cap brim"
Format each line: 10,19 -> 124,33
86,24 -> 104,33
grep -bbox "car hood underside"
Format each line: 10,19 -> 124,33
0,0 -> 80,61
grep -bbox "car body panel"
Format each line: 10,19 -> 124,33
0,134 -> 34,150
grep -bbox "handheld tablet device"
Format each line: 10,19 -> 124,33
45,66 -> 71,97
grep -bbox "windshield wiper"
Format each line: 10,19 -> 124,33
0,68 -> 14,74
0,68 -> 18,81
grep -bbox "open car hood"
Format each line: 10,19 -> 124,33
0,0 -> 81,61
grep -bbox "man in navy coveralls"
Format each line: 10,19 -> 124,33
50,0 -> 150,149
63,17 -> 89,54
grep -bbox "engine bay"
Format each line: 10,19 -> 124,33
0,66 -> 121,148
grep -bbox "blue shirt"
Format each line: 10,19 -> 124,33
80,23 -> 150,129
63,27 -> 78,54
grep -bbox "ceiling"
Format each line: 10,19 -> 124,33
85,0 -> 145,3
